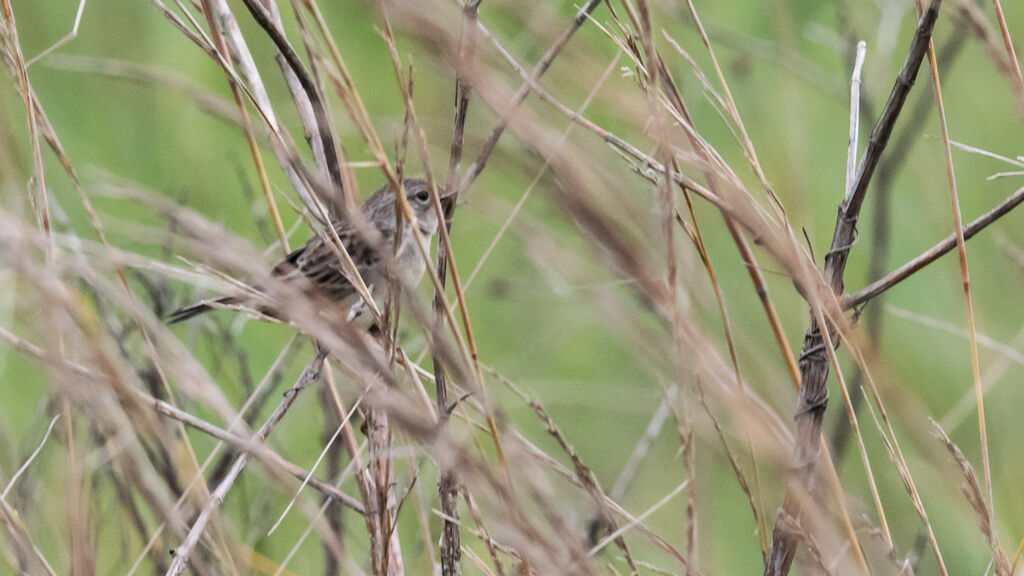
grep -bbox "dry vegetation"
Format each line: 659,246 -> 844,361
2,0 -> 1024,574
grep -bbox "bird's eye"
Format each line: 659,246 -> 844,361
415,190 -> 430,203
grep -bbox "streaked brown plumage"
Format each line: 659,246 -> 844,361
167,178 -> 440,324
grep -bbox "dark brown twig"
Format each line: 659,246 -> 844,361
832,24 -> 967,462
764,3 -> 944,574
435,4 -> 481,576
458,0 -> 602,195
844,185 -> 1024,310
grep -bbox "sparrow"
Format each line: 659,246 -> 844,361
167,178 -> 440,325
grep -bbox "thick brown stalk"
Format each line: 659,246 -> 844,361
367,399 -> 401,576
321,366 -> 385,575
763,2 -> 943,574
434,3 -> 481,575
832,26 -> 966,461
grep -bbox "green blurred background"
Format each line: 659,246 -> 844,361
3,0 -> 1024,574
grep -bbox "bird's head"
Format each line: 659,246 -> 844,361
362,177 -> 447,238
403,178 -> 440,237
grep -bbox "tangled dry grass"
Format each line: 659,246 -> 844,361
3,0 -> 1024,574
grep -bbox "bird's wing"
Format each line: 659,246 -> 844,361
288,225 -> 388,302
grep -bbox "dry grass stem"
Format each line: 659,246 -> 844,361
916,0 -> 993,528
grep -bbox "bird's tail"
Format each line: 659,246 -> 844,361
166,296 -> 239,325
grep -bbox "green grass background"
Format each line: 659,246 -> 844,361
3,0 -> 1024,574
